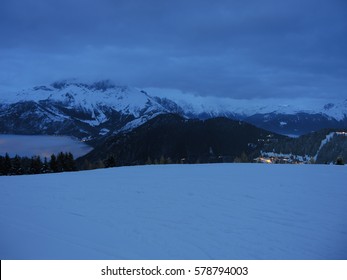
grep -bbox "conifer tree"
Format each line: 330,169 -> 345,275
81,159 -> 92,170
20,156 -> 31,174
234,156 -> 241,163
42,157 -> 50,173
145,156 -> 152,165
65,152 -> 76,171
104,155 -> 116,168
12,155 -> 22,175
0,156 -> 4,175
240,152 -> 249,163
56,152 -> 65,172
336,156 -> 344,165
95,160 -> 105,169
30,156 -> 42,174
159,155 -> 166,164
50,154 -> 58,172
4,153 -> 12,175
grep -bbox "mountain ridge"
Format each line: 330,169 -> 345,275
77,113 -> 286,167
0,80 -> 346,138
260,128 -> 347,164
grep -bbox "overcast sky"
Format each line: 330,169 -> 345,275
0,0 -> 346,99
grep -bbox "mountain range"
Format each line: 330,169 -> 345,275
77,114 -> 286,168
0,80 -> 346,143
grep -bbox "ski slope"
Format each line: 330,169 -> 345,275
0,163 -> 346,260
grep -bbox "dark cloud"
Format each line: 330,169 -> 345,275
0,0 -> 346,99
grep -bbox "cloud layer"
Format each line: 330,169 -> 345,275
0,0 -> 346,99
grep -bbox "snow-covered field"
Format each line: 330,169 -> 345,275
0,163 -> 346,260
0,134 -> 93,158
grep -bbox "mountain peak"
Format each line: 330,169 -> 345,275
50,79 -> 117,92
0,80 -> 346,139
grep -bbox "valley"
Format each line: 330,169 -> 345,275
0,81 -> 346,170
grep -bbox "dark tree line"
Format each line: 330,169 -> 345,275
0,152 -> 76,176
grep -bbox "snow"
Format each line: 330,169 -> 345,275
145,87 -> 347,121
314,132 -> 336,161
114,112 -> 163,134
0,134 -> 93,158
1,83 -> 347,126
0,83 -> 166,124
260,151 -> 311,163
285,134 -> 300,138
98,128 -> 110,136
1,163 -> 346,260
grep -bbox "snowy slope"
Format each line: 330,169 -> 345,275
313,132 -> 336,161
0,163 -> 346,260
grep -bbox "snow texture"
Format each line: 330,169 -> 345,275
1,164 -> 346,260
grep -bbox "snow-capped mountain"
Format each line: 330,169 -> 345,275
0,80 -> 182,141
148,89 -> 347,135
0,80 -> 346,140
